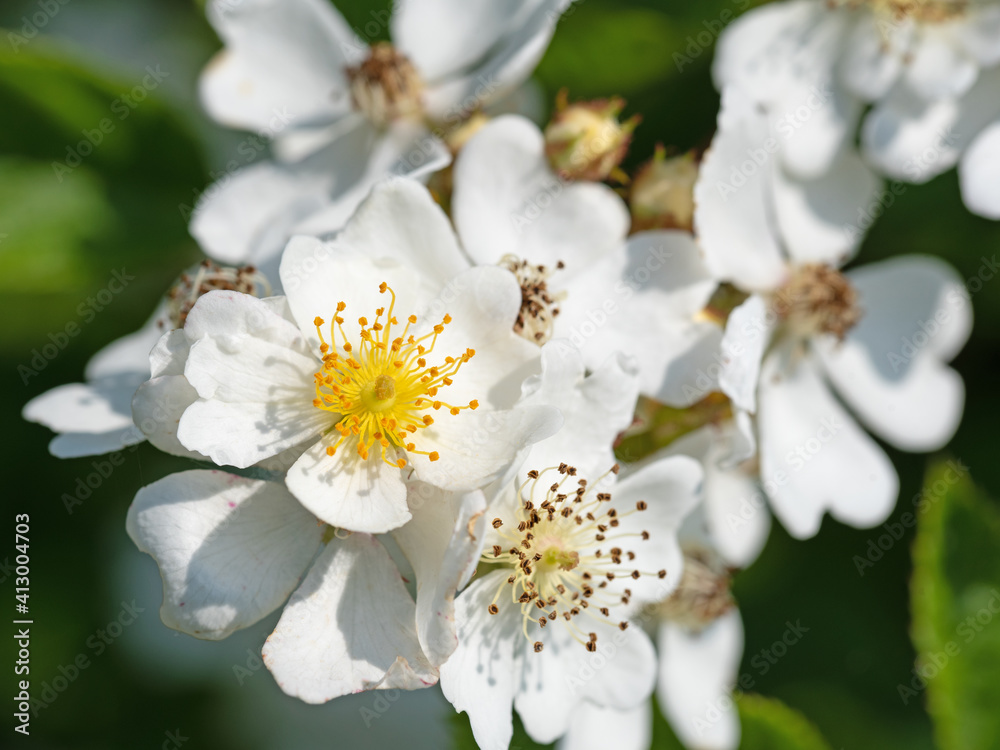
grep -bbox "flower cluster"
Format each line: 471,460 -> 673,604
22,1 -> 984,749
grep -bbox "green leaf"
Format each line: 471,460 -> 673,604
737,694 -> 835,750
0,38 -> 205,353
910,460 -> 1000,750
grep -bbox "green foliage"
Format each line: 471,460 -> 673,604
737,695 -> 834,750
910,462 -> 1000,750
0,40 -> 204,353
0,157 -> 114,293
537,4 -> 683,98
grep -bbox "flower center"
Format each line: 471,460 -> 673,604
835,0 -> 967,22
500,255 -> 566,345
658,550 -> 733,631
311,283 -> 478,468
346,43 -> 424,129
165,261 -> 271,329
483,463 -> 666,653
773,263 -> 862,341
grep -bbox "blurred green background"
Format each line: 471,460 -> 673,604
2,0 -> 999,748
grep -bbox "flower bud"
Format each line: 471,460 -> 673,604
543,90 -> 638,182
629,147 -> 699,232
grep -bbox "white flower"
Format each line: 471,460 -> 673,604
695,91 -> 973,538
285,120 -> 723,407
558,475 -> 748,750
440,343 -> 702,750
192,0 -> 574,263
453,115 -> 724,406
126,468 -> 487,700
23,263 -> 270,459
168,181 -> 560,533
714,0 -> 1000,217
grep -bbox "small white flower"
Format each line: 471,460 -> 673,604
714,0 -> 1000,217
126,469 -> 487,700
192,0 -> 575,262
441,343 -> 702,750
170,182 -> 560,533
453,115 -> 724,406
695,91 -> 973,538
23,263 -> 270,459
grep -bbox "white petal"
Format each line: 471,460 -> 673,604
325,178 -> 469,286
148,329 -> 188,378
392,484 -> 488,666
393,0 -> 533,82
904,25 -> 978,101
419,265 -> 542,409
440,570 -> 519,750
719,294 -> 773,414
199,0 -> 360,134
657,610 -> 744,750
611,456 -> 703,603
665,424 -> 770,569
772,150 -> 882,267
557,231 -> 723,407
957,5 -> 1000,66
281,243 -> 427,359
286,438 -> 411,534
861,85 -> 961,182
262,533 -> 437,703
453,115 -> 629,270
24,379 -> 138,435
758,345 -> 898,538
422,0 -> 569,121
519,344 -> 639,479
557,702 -> 651,750
126,470 -> 322,640
816,255 -> 971,451
713,0 -> 829,102
85,305 -> 166,380
190,121 -> 374,268
837,14 -> 906,101
773,80 -> 861,182
695,89 -> 788,292
177,293 -> 325,468
48,428 -> 144,459
288,121 -> 452,238
847,255 -> 972,366
132,375 -> 203,460
409,404 -> 563,492
959,120 -> 1000,219
515,621 -> 656,744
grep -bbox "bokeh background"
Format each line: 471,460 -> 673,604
2,0 -> 999,748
